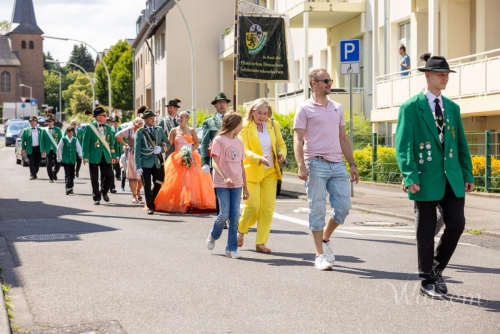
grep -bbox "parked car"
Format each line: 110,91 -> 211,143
37,117 -> 63,128
5,121 -> 30,146
15,137 -> 46,166
4,119 -> 22,133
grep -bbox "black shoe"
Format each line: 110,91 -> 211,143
420,283 -> 446,300
66,188 -> 71,195
49,179 -> 54,183
30,175 -> 35,180
94,200 -> 100,205
117,177 -> 121,181
436,277 -> 448,295
110,189 -> 117,194
102,194 -> 110,202
70,188 -> 74,194
147,209 -> 154,215
54,174 -> 57,181
76,172 -> 79,178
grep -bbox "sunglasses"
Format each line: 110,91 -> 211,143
315,79 -> 333,84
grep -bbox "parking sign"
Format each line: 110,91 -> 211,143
340,40 -> 360,63
30,98 -> 37,106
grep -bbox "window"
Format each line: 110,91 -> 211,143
1,71 -> 11,93
399,21 -> 411,57
21,41 -> 26,49
141,55 -> 143,69
308,56 -> 313,73
29,41 -> 34,49
161,33 -> 165,59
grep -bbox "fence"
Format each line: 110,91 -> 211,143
281,130 -> 500,193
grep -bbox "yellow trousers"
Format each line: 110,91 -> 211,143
238,167 -> 279,245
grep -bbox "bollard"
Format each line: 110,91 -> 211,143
372,133 -> 378,182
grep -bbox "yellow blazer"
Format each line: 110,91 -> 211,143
239,119 -> 287,183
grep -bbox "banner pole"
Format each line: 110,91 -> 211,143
233,0 -> 238,111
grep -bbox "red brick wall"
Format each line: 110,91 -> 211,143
0,66 -> 20,105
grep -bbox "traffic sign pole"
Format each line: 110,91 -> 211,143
349,74 -> 354,197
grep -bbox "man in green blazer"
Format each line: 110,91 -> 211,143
21,115 -> 42,180
40,114 -> 63,182
69,119 -> 84,178
158,99 -> 181,159
395,53 -> 474,300
200,92 -> 231,217
134,110 -> 170,215
82,107 -> 117,205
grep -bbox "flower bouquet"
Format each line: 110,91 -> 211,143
179,145 -> 195,168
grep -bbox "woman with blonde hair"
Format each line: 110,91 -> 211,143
116,117 -> 145,203
237,98 -> 286,253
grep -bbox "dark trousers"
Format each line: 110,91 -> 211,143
46,150 -> 60,180
141,167 -> 164,211
89,157 -> 113,201
121,170 -> 126,189
62,162 -> 76,189
28,146 -> 41,177
103,172 -> 116,190
114,162 -> 121,179
415,180 -> 465,285
76,156 -> 82,176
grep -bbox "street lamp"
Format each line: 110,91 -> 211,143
19,83 -> 33,116
47,60 -> 96,110
43,35 -> 112,113
48,70 -> 62,120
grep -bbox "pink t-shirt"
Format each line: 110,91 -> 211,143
293,97 -> 345,162
211,135 -> 245,188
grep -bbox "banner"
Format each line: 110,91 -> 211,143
237,16 -> 290,83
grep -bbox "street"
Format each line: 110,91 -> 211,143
0,142 -> 499,333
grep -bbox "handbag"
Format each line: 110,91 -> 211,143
271,119 -> 287,169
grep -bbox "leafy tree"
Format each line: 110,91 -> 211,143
68,44 -> 95,73
95,40 -> 133,110
62,71 -> 93,108
43,70 -> 61,112
0,20 -> 10,35
69,91 -> 93,117
43,52 -> 64,72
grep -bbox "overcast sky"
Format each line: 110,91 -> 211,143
0,0 -> 140,63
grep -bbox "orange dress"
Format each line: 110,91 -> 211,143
154,134 -> 216,213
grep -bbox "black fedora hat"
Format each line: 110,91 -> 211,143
93,107 -> 106,118
211,92 -> 231,105
141,110 -> 156,119
418,53 -> 456,73
167,99 -> 181,108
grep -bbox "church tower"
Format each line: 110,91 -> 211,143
8,0 -> 44,107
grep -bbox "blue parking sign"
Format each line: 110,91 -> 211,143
30,98 -> 37,106
340,40 -> 360,63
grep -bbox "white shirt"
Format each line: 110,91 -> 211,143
56,136 -> 82,162
256,122 -> 274,169
424,89 -> 444,118
216,113 -> 224,122
31,127 -> 39,146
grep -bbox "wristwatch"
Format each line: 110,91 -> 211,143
349,162 -> 357,168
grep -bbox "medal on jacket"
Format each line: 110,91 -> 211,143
419,153 -> 424,164
425,142 -> 431,150
427,151 -> 432,161
95,140 -> 100,148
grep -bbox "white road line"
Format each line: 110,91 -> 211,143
272,212 -> 362,235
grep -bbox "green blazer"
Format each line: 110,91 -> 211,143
21,127 -> 42,154
200,114 -> 222,167
395,92 -> 474,201
40,126 -> 63,154
82,122 -> 117,164
134,126 -> 170,170
158,117 -> 175,135
113,126 -> 123,157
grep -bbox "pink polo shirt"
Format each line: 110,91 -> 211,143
211,135 -> 245,188
293,96 -> 345,162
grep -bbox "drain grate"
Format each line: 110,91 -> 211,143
16,233 -> 77,241
354,221 -> 408,227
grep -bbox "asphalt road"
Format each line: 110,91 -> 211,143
0,144 -> 499,333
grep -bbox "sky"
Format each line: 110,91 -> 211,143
0,0 -> 141,62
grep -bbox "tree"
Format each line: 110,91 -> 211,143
43,52 -> 64,72
0,20 -> 9,35
68,44 -> 95,73
62,71 -> 93,112
43,70 -> 61,112
95,40 -> 133,110
69,91 -> 92,116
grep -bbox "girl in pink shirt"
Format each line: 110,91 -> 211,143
206,112 -> 249,259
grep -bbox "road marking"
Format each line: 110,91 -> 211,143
272,212 -> 362,235
275,200 -> 302,203
292,207 -> 310,213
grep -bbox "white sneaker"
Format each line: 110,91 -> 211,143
225,251 -> 242,259
206,235 -> 215,250
314,254 -> 333,271
322,240 -> 336,264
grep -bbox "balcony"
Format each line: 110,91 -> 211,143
280,0 -> 365,28
219,27 -> 234,61
373,49 -> 500,122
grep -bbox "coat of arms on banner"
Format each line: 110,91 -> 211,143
246,24 -> 267,54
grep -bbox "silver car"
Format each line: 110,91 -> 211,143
5,121 -> 30,146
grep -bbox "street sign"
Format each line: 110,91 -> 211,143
21,103 -> 26,109
30,99 -> 37,106
340,39 -> 360,63
21,97 -> 27,103
340,63 -> 360,75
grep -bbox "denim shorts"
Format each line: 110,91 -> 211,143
304,158 -> 351,231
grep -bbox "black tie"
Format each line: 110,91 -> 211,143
173,118 -> 178,127
434,98 -> 444,142
149,127 -> 153,134
32,128 -> 36,130
99,124 -> 105,128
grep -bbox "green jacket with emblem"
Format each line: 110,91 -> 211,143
134,126 -> 170,170
200,114 -> 222,167
40,126 -> 63,154
21,127 -> 42,154
82,122 -> 117,164
395,92 -> 474,201
61,137 -> 78,164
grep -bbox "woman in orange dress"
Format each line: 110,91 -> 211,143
155,111 -> 216,213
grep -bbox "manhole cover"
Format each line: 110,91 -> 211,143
354,221 -> 408,227
16,233 -> 77,241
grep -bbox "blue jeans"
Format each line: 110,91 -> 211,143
305,158 -> 351,231
210,187 -> 242,252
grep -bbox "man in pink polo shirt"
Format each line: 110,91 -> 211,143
293,68 -> 359,271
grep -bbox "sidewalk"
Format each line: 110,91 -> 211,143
281,173 -> 500,237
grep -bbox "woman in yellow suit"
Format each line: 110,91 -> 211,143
237,98 -> 287,253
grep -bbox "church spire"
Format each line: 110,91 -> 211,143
10,0 -> 44,35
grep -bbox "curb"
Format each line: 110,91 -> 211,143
0,238 -> 12,334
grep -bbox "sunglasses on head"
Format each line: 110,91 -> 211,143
315,79 -> 333,84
